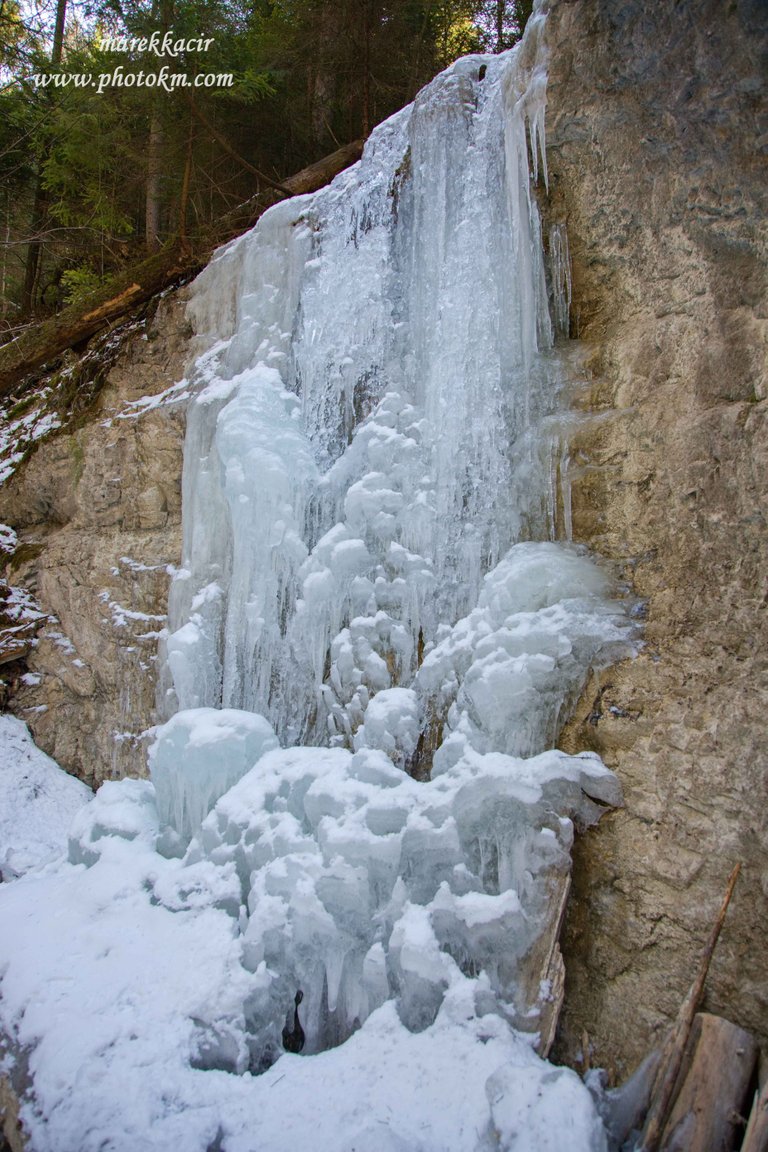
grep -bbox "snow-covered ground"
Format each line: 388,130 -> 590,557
0,714 -> 90,880
0,720 -> 610,1152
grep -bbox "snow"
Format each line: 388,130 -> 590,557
115,375 -> 192,420
0,395 -> 62,486
0,524 -> 18,554
2,582 -> 47,629
0,753 -> 609,1152
100,590 -> 167,632
0,714 -> 91,879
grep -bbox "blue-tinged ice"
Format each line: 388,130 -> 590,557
150,4 -> 636,1072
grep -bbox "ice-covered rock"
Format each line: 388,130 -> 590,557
353,686 -> 420,769
183,740 -> 620,1055
417,542 -> 633,767
157,9 -> 590,754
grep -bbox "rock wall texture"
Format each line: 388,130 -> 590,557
0,295 -> 189,787
542,0 -> 768,1077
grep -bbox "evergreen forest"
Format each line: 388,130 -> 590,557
0,0 -> 532,330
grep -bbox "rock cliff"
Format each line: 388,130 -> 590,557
542,0 -> 768,1076
0,295 -> 189,787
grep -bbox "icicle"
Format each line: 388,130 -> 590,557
560,442 -> 574,542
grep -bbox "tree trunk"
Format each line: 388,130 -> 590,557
310,0 -> 339,145
639,864 -> 742,1152
179,117 -> 195,246
145,110 -> 164,254
743,1078 -> 768,1152
20,0 -> 67,316
362,0 -> 372,138
659,1014 -> 757,1152
496,1 -> 506,53
19,182 -> 46,316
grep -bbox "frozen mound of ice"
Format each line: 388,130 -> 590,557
148,708 -> 279,843
186,739 -> 619,1060
0,781 -> 608,1150
416,542 -> 633,770
353,686 -> 420,768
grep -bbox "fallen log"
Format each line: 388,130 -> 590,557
659,1013 -> 757,1152
0,139 -> 364,398
638,862 -> 742,1152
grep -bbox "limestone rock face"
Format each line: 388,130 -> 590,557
542,0 -> 768,1075
0,295 -> 190,787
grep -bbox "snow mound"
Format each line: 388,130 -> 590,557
0,767 -> 608,1152
0,714 -> 91,879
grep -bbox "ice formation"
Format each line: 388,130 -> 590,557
159,10 -> 574,744
0,773 -> 610,1151
148,0 -> 634,1095
0,9 -> 636,1151
149,708 -> 279,843
188,740 -> 621,1062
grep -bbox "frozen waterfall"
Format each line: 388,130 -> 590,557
0,13 -> 639,1152
150,6 -> 636,1065
160,13 -> 577,748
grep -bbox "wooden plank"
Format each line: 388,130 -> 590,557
533,874 -> 571,1058
658,1013 -> 757,1151
639,863 -> 742,1151
742,1078 -> 768,1152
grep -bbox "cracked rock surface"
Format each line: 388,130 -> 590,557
543,0 -> 768,1077
0,295 -> 189,787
